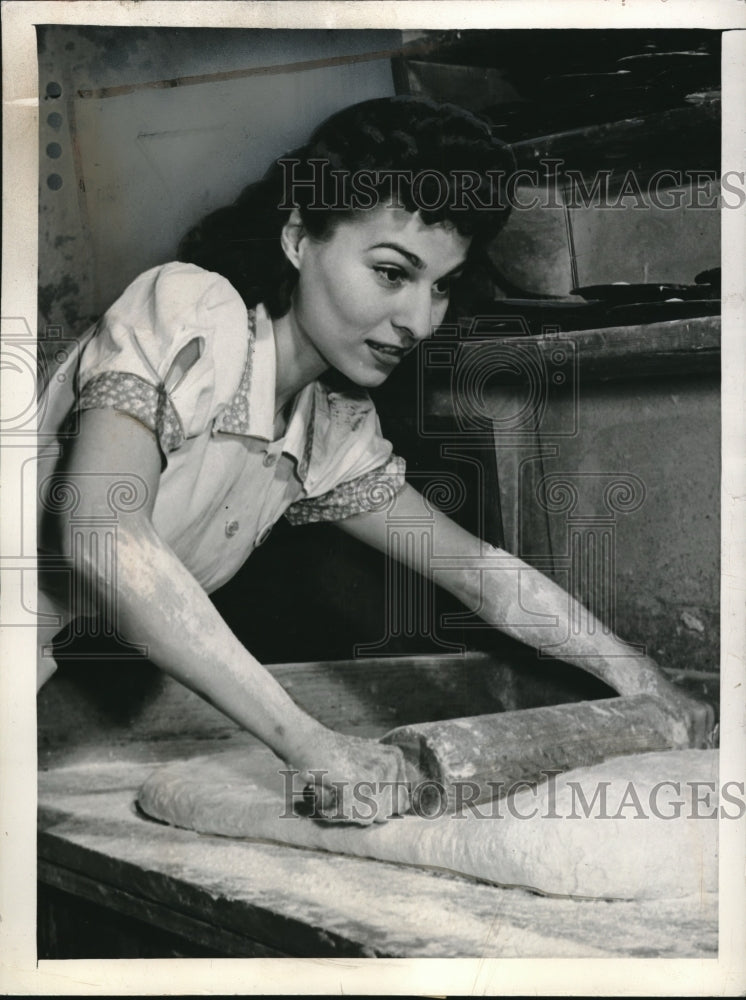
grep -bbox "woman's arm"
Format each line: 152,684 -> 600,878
51,409 -> 407,816
338,483 -> 713,743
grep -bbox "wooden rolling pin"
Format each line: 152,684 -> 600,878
380,694 -> 695,816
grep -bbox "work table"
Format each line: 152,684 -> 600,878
38,682 -> 718,959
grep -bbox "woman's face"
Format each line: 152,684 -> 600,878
288,206 -> 471,387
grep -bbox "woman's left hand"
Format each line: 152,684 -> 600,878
632,658 -> 716,748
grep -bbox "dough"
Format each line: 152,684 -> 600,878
138,747 -> 718,901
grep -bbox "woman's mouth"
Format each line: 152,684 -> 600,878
366,340 -> 406,365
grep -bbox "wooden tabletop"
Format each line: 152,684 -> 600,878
38,735 -> 718,959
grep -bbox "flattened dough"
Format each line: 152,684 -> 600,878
138,747 -> 717,901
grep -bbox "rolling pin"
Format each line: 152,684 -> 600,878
380,694 -> 699,816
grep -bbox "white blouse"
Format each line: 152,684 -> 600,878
37,261 -> 405,596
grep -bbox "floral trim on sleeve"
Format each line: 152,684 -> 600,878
76,371 -> 184,452
284,455 -> 406,525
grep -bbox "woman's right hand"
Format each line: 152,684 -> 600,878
291,727 -> 412,825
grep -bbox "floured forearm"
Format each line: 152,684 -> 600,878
444,545 -> 713,743
439,544 -> 665,696
341,484 -> 712,742
67,514 -> 321,761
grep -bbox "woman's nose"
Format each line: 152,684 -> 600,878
392,286 -> 438,343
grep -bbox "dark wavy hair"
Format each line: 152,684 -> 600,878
178,96 -> 514,319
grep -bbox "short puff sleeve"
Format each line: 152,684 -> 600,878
285,388 -> 406,525
75,262 -> 249,452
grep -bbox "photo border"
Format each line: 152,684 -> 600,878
2,2 -> 744,994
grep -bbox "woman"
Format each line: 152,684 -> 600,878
37,97 -> 709,822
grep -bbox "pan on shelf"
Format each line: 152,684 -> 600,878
571,283 -> 718,304
604,299 -> 721,325
463,293 -> 720,336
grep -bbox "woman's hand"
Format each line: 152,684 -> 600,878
630,656 -> 716,748
292,728 -> 411,825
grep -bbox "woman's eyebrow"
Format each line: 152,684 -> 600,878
369,242 -> 467,278
369,242 -> 424,269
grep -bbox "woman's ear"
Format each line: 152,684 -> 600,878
280,209 -> 306,270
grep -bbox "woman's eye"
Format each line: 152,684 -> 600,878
374,265 -> 406,288
433,277 -> 452,299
